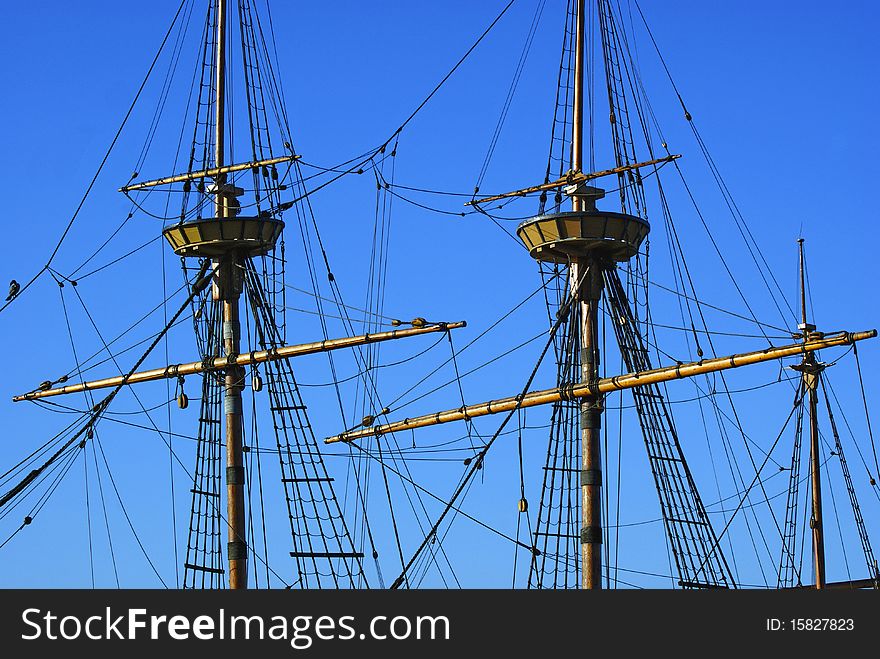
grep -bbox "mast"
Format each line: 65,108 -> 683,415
798,238 -> 825,589
570,0 -> 603,591
213,0 -> 248,591
572,0 -> 586,189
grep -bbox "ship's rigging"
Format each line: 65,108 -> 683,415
0,1 -> 877,591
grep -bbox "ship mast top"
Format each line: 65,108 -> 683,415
793,238 -> 827,589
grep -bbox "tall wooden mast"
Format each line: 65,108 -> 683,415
570,0 -> 604,591
213,0 -> 248,590
796,239 -> 826,589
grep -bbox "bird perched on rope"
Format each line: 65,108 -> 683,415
6,280 -> 20,302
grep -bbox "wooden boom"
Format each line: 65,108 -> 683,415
119,155 -> 300,192
14,321 -> 465,402
326,329 -> 876,444
466,154 -> 680,206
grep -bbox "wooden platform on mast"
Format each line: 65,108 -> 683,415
516,186 -> 649,263
517,210 -> 649,263
163,215 -> 284,258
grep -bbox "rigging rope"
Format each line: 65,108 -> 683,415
389,264 -> 591,589
852,343 -> 880,481
0,0 -> 190,315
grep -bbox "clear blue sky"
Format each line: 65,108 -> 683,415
0,1 -> 877,588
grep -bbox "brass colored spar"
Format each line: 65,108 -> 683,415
119,154 -> 300,192
325,329 -> 876,444
13,321 -> 465,402
465,154 -> 681,207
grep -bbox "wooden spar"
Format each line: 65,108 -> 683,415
325,329 -> 877,444
12,322 -> 466,402
119,155 -> 300,192
464,154 -> 680,206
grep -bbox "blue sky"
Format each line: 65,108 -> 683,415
0,1 -> 877,588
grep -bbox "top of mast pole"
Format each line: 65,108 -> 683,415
215,0 -> 228,217
798,238 -> 812,335
572,0 -> 586,196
